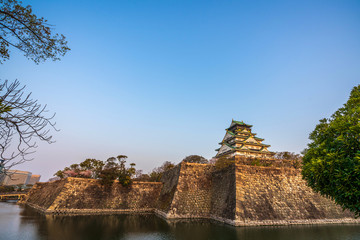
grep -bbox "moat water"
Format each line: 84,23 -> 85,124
1,202 -> 360,240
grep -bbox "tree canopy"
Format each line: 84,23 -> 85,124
54,155 -> 136,187
0,0 -> 70,63
273,151 -> 302,161
147,161 -> 175,182
182,155 -> 208,164
214,155 -> 234,170
302,84 -> 360,216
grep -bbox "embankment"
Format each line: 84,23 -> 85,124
21,161 -> 360,226
22,177 -> 162,214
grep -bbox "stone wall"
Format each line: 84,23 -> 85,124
22,160 -> 360,226
210,165 -> 236,222
156,164 -> 181,212
156,160 -> 358,226
23,177 -> 163,214
22,179 -> 66,211
234,163 -> 355,226
156,162 -> 213,219
234,156 -> 301,168
170,162 -> 212,218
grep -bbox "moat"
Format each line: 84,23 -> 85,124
1,202 -> 360,240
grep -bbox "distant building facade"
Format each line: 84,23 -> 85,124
28,175 -> 41,185
1,170 -> 41,186
0,160 -> 4,184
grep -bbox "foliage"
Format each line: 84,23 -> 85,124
302,84 -> 360,216
0,184 -> 14,192
250,158 -> 272,167
149,171 -> 162,182
79,158 -> 105,179
54,155 -> 136,187
0,1 -> 69,171
182,155 -> 208,164
133,170 -> 151,182
148,161 -> 175,182
159,161 -> 175,172
97,157 -> 120,187
0,80 -> 56,169
274,151 -> 302,161
53,170 -> 64,179
98,167 -> 118,187
0,0 -> 70,63
117,155 -> 135,187
15,183 -> 22,191
214,156 -> 234,170
274,151 -> 302,169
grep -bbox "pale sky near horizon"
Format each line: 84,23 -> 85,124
1,0 -> 360,181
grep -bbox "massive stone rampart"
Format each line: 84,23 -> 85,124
156,164 -> 181,213
22,160 -> 360,226
233,163 -> 356,226
23,178 -> 67,212
22,177 -> 162,214
210,165 -> 236,222
156,162 -> 213,219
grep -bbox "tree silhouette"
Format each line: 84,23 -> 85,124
0,0 -> 70,63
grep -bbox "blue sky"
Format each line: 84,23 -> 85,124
1,0 -> 360,181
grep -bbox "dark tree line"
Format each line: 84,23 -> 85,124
54,155 -> 210,185
54,155 -> 136,187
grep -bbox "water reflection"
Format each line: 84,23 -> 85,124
19,207 -> 172,240
1,202 -> 360,240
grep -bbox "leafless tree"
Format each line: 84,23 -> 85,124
0,79 -> 57,171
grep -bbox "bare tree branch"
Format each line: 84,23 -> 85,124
0,79 -> 57,171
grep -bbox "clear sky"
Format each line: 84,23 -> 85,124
1,0 -> 360,181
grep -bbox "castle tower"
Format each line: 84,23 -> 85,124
215,120 -> 275,158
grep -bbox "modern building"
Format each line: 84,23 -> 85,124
1,170 -> 41,186
216,120 -> 275,158
0,160 -> 4,184
28,175 -> 41,185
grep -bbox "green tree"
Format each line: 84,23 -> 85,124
274,151 -> 302,161
117,155 -> 131,186
0,184 -> 14,192
98,167 -> 118,188
214,156 -> 234,170
148,161 -> 175,182
54,155 -> 137,188
274,151 -> 302,168
149,171 -> 162,182
302,84 -> 360,216
182,155 -> 208,164
118,158 -> 135,187
0,0 -> 70,63
79,158 -> 105,179
54,170 -> 64,179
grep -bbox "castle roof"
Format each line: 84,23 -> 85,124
226,120 -> 253,130
216,120 -> 274,158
